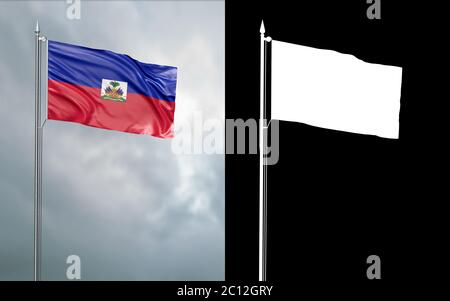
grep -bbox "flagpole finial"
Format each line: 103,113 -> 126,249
35,20 -> 40,34
260,20 -> 265,34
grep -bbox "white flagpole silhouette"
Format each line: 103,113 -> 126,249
257,19 -> 401,282
259,20 -> 271,281
259,20 -> 265,282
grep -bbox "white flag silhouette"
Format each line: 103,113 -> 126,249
271,40 -> 403,139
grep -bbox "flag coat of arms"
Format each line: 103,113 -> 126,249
47,40 -> 177,138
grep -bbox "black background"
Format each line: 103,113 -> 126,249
225,0 -> 444,289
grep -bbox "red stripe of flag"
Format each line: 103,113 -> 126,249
48,80 -> 175,138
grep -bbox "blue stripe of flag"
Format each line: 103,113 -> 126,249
48,40 -> 177,102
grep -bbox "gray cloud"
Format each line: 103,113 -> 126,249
0,0 -> 224,280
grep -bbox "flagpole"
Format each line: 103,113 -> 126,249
34,20 -> 43,282
259,20 -> 267,282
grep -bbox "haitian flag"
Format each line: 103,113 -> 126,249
48,40 -> 177,138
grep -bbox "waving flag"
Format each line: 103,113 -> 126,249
48,40 -> 177,138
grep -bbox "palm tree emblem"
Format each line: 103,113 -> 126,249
101,80 -> 127,102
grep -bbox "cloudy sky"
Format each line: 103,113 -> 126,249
0,0 -> 224,280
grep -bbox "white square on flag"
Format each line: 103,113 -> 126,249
100,79 -> 128,102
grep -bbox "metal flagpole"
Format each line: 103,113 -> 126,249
259,20 -> 271,282
34,20 -> 43,282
